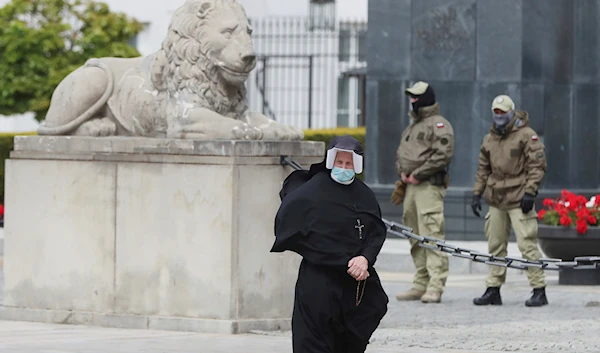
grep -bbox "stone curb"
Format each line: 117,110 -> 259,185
0,307 -> 291,335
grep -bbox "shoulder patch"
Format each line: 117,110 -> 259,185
436,122 -> 444,128
531,135 -> 538,141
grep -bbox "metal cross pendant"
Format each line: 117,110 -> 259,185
355,219 -> 364,239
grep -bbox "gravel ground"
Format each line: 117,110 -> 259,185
256,272 -> 600,352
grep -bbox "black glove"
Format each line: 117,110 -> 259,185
520,193 -> 535,214
471,194 -> 482,218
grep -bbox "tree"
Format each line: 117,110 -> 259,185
0,0 -> 143,121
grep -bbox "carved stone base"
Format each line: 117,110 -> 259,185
1,136 -> 324,333
0,307 -> 291,334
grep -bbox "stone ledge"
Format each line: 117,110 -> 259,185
0,307 -> 291,334
9,151 -> 320,166
13,136 -> 325,158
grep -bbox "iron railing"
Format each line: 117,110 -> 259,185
247,17 -> 367,130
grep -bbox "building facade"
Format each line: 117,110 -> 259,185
366,0 -> 600,240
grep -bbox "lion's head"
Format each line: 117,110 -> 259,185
155,0 -> 256,116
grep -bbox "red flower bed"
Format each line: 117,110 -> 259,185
538,190 -> 600,235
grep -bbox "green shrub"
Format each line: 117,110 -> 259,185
303,127 -> 366,180
0,131 -> 37,202
303,127 -> 366,148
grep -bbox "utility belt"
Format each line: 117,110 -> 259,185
426,171 -> 450,188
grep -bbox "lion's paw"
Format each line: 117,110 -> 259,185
260,123 -> 304,141
232,122 -> 263,140
286,125 -> 305,141
74,118 -> 117,137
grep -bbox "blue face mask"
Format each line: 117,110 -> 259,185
331,167 -> 355,183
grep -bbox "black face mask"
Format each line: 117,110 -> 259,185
411,86 -> 436,113
493,110 -> 515,135
493,111 -> 515,127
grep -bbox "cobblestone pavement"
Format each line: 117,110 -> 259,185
257,272 -> 600,352
1,271 -> 599,352
375,272 -> 600,352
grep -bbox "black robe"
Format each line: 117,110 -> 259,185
271,164 -> 389,353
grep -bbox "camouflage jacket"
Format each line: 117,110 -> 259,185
473,110 -> 547,210
396,103 -> 455,184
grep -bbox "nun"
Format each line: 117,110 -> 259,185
271,135 -> 389,353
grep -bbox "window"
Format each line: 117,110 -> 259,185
338,29 -> 351,62
336,22 -> 367,127
338,22 -> 367,63
309,0 -> 336,31
357,28 -> 367,62
336,77 -> 350,126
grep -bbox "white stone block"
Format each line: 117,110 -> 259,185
113,163 -> 236,319
3,159 -> 116,312
235,165 -> 301,320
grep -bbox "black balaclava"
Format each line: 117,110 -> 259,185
494,110 -> 515,135
411,85 -> 436,113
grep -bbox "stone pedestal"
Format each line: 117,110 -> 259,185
0,136 -> 324,334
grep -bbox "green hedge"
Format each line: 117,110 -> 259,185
303,127 -> 367,180
303,127 -> 366,149
0,132 -> 37,202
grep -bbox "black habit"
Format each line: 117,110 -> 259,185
271,162 -> 389,353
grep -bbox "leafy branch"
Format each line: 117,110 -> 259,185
0,0 -> 143,120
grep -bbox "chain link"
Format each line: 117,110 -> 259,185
279,156 -> 600,272
383,219 -> 600,271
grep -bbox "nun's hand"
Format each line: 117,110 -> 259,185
356,269 -> 370,281
348,256 -> 369,280
347,267 -> 370,281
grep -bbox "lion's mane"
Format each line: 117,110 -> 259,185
152,0 -> 247,117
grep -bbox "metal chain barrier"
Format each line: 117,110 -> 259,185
384,219 -> 600,271
280,156 -> 600,272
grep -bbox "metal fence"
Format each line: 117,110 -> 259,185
246,17 -> 367,130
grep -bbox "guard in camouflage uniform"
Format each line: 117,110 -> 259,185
471,95 -> 548,307
393,81 -> 454,304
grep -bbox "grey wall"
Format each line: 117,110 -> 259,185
366,0 -> 600,191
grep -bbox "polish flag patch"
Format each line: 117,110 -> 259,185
436,122 -> 445,128
532,135 -> 538,140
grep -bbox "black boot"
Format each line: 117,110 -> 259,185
525,287 -> 548,307
473,287 -> 502,306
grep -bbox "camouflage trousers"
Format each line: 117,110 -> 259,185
403,182 -> 449,294
484,206 -> 546,288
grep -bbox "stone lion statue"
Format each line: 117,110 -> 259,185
37,0 -> 304,141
